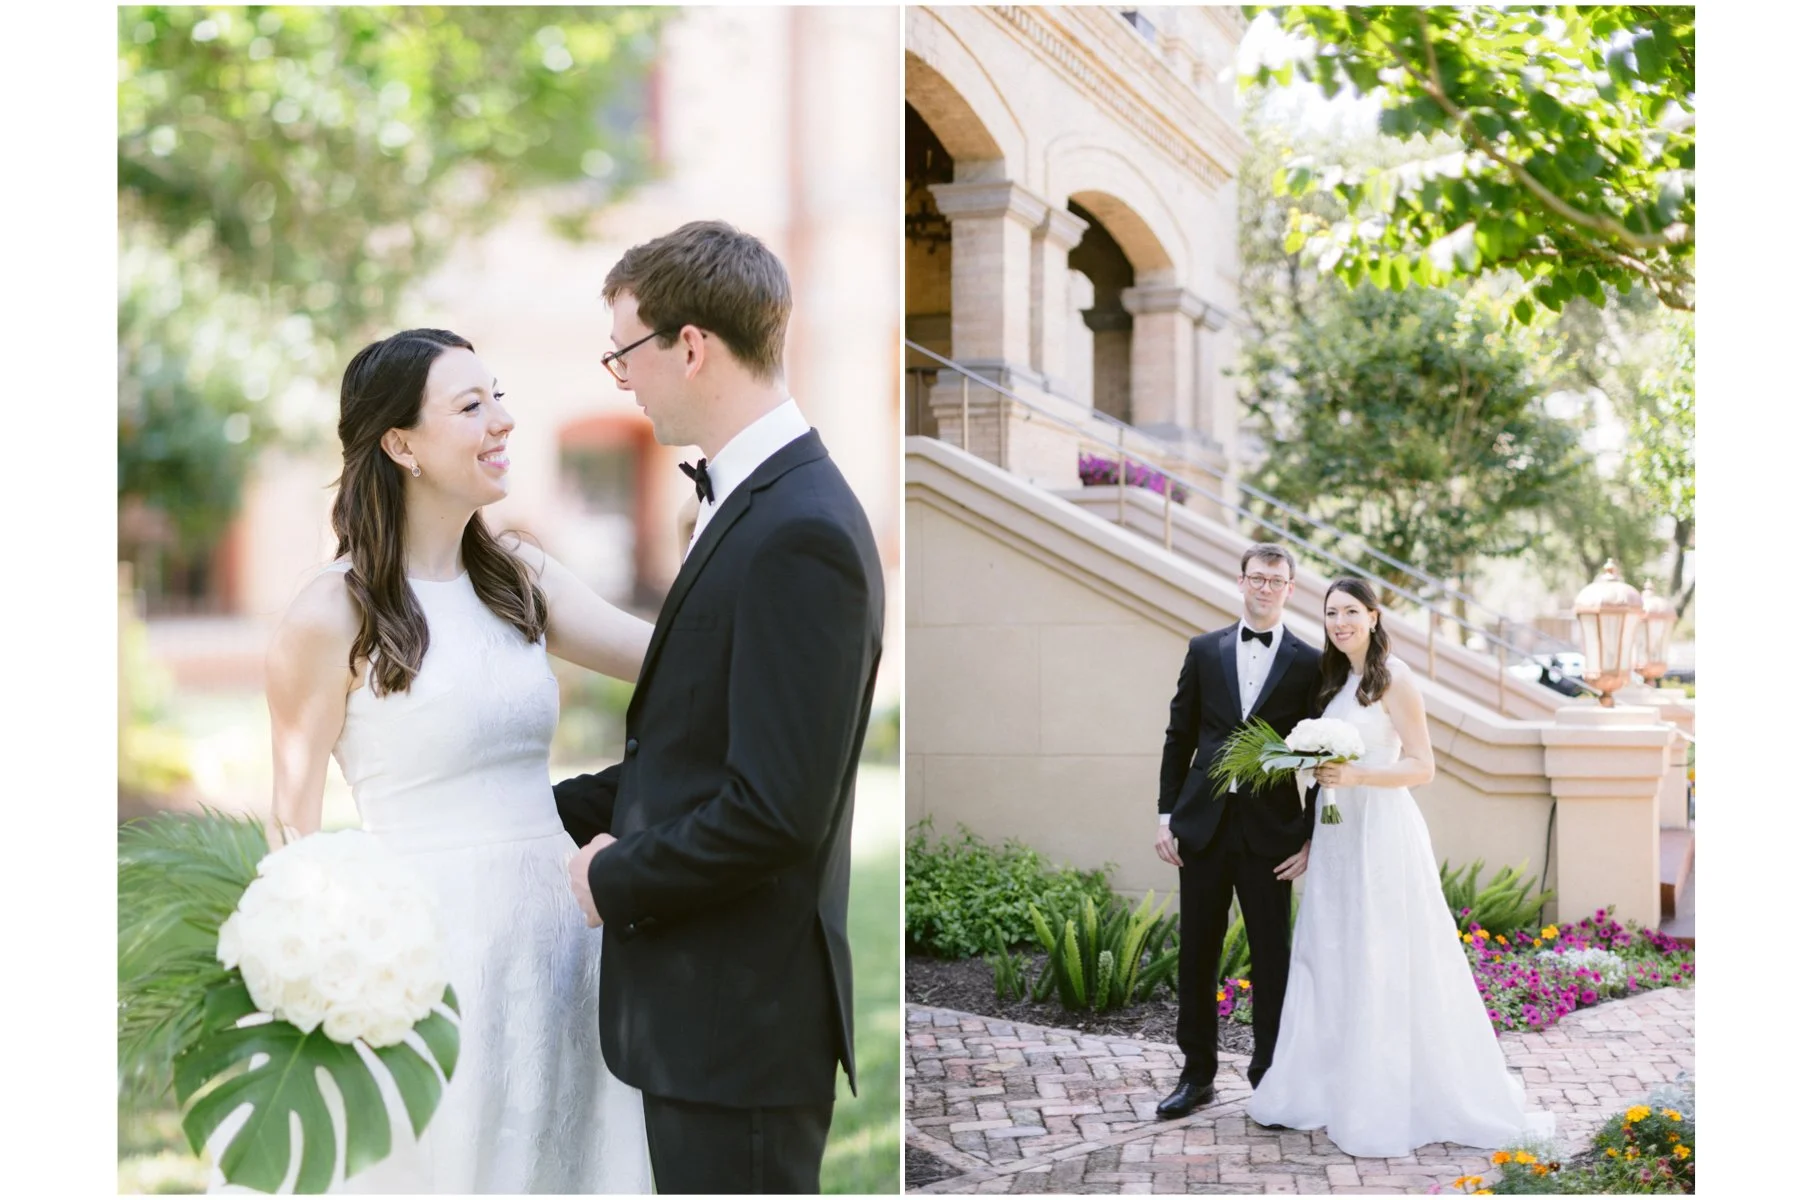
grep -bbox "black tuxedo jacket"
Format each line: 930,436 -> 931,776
553,430 -> 884,1109
1158,624 -> 1323,859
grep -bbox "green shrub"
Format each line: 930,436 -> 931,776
1441,858 -> 1553,934
905,820 -> 1114,959
1024,892 -> 1180,1012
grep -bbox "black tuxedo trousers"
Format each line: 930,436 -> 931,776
553,431 -> 884,1192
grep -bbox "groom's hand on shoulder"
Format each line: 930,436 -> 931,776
569,833 -> 618,927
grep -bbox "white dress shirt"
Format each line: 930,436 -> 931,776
684,398 -> 810,557
1162,617 -> 1286,825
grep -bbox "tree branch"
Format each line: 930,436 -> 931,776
1399,11 -> 1693,253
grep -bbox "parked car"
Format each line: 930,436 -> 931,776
1506,652 -> 1588,697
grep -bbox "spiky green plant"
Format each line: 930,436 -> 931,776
1027,892 -> 1179,1012
1439,858 -> 1555,934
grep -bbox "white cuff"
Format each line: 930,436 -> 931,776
1159,814 -> 1171,825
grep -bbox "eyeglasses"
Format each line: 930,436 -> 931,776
1242,574 -> 1292,591
600,327 -> 677,384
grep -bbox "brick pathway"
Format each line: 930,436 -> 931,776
905,986 -> 1692,1194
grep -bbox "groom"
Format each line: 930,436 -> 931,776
1154,543 -> 1321,1118
555,221 -> 885,1193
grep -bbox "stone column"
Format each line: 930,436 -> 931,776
928,180 -> 1047,386
1121,284 -> 1207,433
1066,270 -> 1096,410
1192,300 -> 1231,444
1031,206 -> 1089,400
1541,705 -> 1679,928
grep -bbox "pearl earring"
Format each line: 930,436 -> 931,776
411,464 -> 421,478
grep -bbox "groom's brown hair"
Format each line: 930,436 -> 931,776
602,220 -> 791,382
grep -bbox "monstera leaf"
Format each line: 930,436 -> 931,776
175,981 -> 461,1193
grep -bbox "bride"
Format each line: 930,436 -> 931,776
1245,577 -> 1553,1157
224,329 -> 655,1192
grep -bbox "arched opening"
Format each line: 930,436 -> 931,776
905,101 -> 955,361
1067,199 -> 1135,425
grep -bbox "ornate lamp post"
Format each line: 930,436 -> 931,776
1573,559 -> 1644,707
1638,579 -> 1678,684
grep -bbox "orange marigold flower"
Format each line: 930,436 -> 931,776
1674,1145 -> 1691,1160
1491,1151 -> 1512,1165
1474,1192 -> 1493,1196
1532,938 -> 1543,947
1625,1105 -> 1652,1123
1216,989 -> 1226,1002
1497,935 -> 1509,946
1626,1148 -> 1639,1160
1475,929 -> 1491,940
1662,1108 -> 1683,1121
1606,1149 -> 1620,1158
1462,933 -> 1474,943
1513,1151 -> 1537,1165
1237,978 -> 1251,989
1532,1165 -> 1550,1176
1541,925 -> 1559,939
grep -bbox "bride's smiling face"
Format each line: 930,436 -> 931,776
383,348 -> 515,508
1323,588 -> 1378,658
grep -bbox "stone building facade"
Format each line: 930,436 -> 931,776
906,5 -> 1249,489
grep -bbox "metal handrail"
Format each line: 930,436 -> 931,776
904,342 -> 1602,704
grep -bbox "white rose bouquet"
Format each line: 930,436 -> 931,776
119,813 -> 460,1193
1210,716 -> 1366,824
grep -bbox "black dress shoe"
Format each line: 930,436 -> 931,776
1155,1079 -> 1215,1120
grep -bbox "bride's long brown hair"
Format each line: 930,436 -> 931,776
332,329 -> 547,696
1316,577 -> 1392,711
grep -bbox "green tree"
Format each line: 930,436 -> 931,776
1541,295 -> 1694,613
1239,282 -> 1586,604
1249,5 -> 1694,317
118,5 -> 661,586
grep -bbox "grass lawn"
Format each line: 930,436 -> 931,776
822,842 -> 902,1193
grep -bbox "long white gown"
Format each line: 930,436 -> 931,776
1245,661 -> 1554,1157
212,567 -> 653,1193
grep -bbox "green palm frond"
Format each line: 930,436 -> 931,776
119,810 -> 271,1087
1209,718 -> 1315,790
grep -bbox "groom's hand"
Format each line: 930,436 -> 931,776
569,833 -> 617,927
1273,840 -> 1309,882
1154,823 -> 1183,868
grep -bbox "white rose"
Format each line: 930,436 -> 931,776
217,913 -> 244,970
238,952 -> 281,1013
322,1005 -> 372,1044
278,979 -> 329,1034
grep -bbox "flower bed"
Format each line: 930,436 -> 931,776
1448,1100 -> 1696,1194
1461,908 -> 1694,1034
1076,452 -> 1191,503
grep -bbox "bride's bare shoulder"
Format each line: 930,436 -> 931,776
275,564 -> 360,649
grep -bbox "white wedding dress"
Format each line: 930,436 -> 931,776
1245,662 -> 1554,1157
211,567 -> 652,1193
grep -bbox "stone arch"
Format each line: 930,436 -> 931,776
1047,141 -> 1188,281
904,11 -> 1026,180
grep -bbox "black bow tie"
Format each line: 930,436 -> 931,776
679,458 -> 714,504
1241,626 -> 1273,647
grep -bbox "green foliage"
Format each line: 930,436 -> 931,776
1025,892 -> 1180,1013
860,704 -> 900,765
176,981 -> 461,1193
1250,6 -> 1694,314
904,820 -> 1114,959
1208,718 -> 1310,792
988,948 -> 1030,1003
1440,858 -> 1553,934
1240,282 -> 1584,592
118,810 -> 270,1096
118,5 -> 662,557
